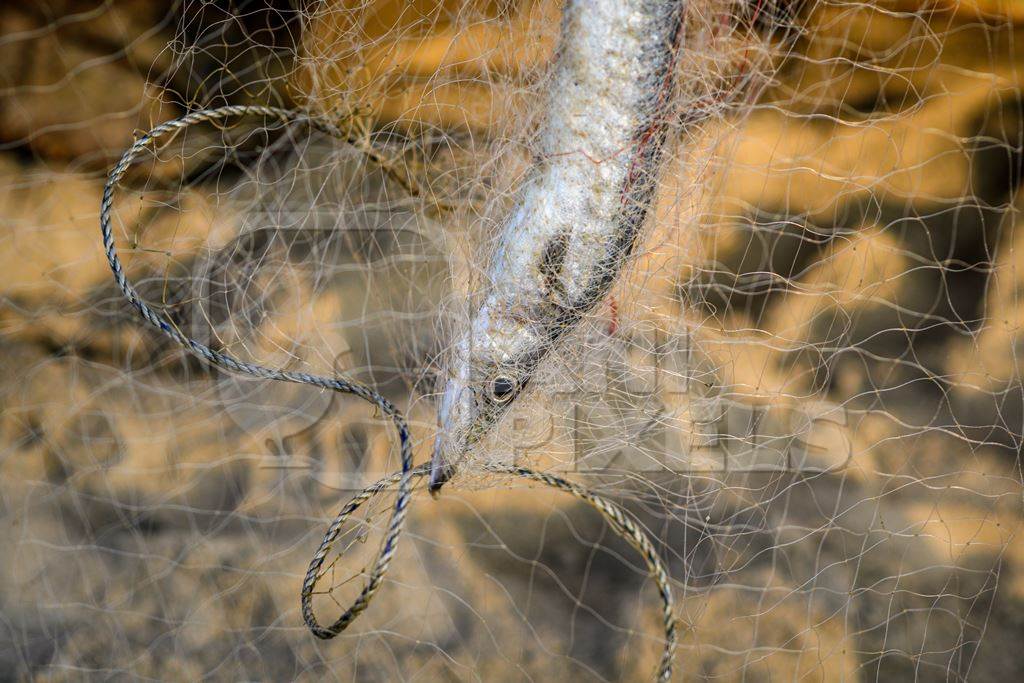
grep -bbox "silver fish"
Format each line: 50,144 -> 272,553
430,0 -> 685,492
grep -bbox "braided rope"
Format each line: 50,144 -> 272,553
490,465 -> 678,681
101,106 -> 677,681
99,104 -> 416,646
302,463 -> 678,682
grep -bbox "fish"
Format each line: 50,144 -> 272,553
429,0 -> 686,493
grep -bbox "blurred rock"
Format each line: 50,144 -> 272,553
0,2 -> 179,169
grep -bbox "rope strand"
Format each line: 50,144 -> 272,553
100,104 -> 416,651
100,105 -> 677,681
301,462 -> 678,681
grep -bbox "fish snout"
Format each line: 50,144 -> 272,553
429,377 -> 478,495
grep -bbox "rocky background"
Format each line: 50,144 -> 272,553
2,1 -> 1024,681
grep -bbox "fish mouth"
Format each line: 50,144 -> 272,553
428,375 -> 478,496
427,457 -> 455,497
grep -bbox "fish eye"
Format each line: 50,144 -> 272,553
488,375 -> 517,403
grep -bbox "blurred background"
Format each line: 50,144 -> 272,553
2,1 -> 1024,680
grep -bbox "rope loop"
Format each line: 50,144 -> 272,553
302,463 -> 678,681
100,104 -> 415,648
100,106 -> 677,681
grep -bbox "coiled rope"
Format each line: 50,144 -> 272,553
100,105 -> 677,681
302,462 -> 678,681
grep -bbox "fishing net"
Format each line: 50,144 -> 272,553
2,0 -> 1023,680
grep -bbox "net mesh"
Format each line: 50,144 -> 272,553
2,0 -> 1023,680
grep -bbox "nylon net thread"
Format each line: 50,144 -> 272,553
2,1 -> 1023,681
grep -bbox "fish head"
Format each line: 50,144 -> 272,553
429,295 -> 547,494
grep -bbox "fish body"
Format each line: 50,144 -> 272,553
430,0 -> 685,491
